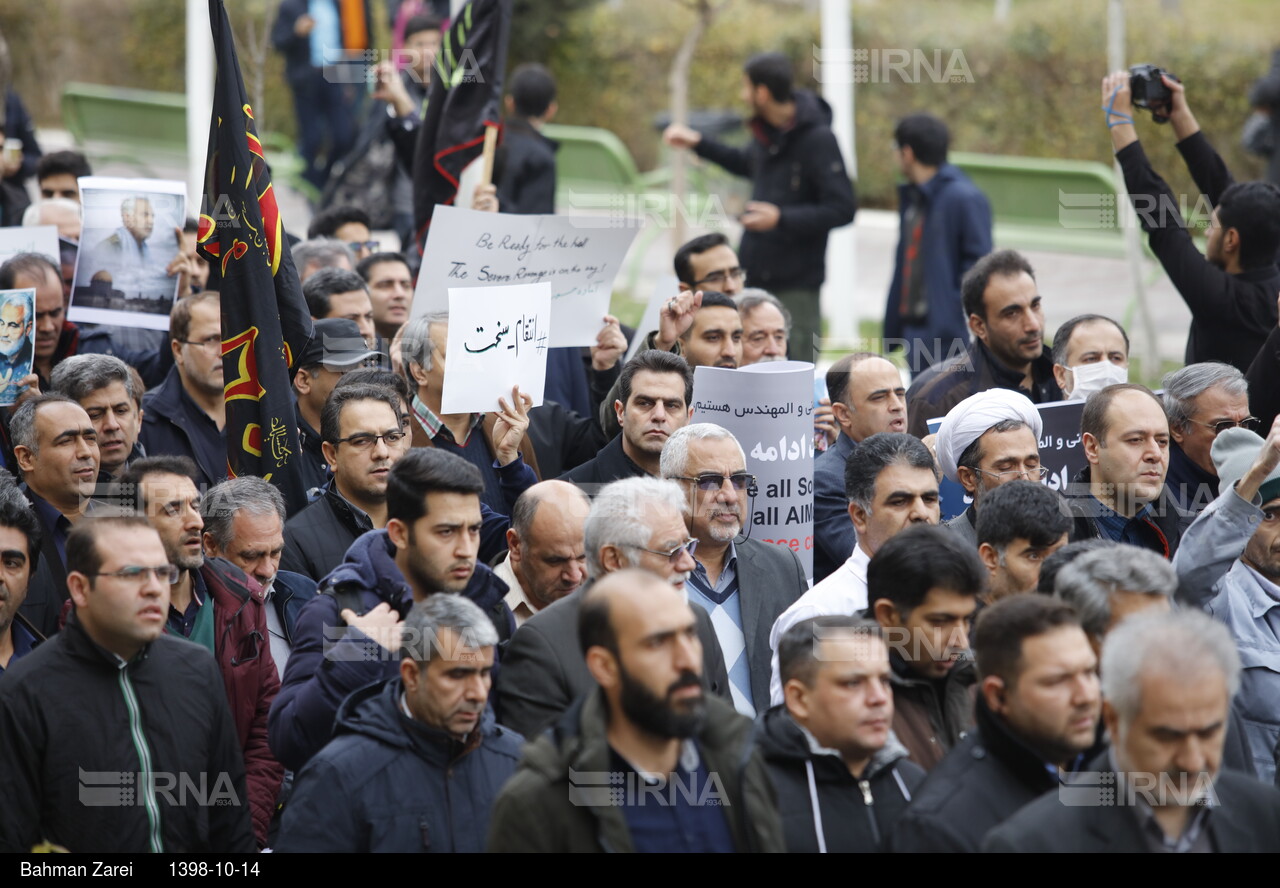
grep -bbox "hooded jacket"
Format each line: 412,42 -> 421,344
275,677 -> 524,852
888,651 -> 977,771
268,529 -> 514,773
757,705 -> 924,852
488,690 -> 785,853
0,617 -> 255,852
693,89 -> 856,291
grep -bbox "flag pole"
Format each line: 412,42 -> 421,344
480,124 -> 500,186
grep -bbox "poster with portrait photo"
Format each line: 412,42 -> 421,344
0,288 -> 36,406
68,176 -> 186,331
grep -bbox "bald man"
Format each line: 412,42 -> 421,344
495,480 -> 592,626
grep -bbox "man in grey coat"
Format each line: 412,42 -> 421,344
494,477 -> 729,738
1172,417 -> 1280,781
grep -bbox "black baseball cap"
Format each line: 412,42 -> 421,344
297,318 -> 381,369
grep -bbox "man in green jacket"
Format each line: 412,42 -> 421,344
489,569 -> 784,852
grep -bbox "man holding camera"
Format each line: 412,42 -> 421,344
1101,69 -> 1280,374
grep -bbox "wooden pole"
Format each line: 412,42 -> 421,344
480,124 -> 500,186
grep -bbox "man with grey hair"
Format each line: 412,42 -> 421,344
276,594 -> 523,852
50,353 -> 144,478
660,423 -> 806,715
399,313 -> 539,515
291,237 -> 355,283
736,289 -> 790,365
1174,418 -> 1280,781
1053,544 -> 1176,657
984,610 -> 1280,852
494,480 -> 591,627
1162,362 -> 1253,514
202,476 -> 317,679
494,476 -> 729,737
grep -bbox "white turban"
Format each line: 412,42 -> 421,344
935,389 -> 1042,483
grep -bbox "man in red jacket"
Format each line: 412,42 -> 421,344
119,455 -> 283,849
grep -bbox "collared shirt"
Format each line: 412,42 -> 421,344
609,740 -> 735,854
410,394 -> 483,446
1111,750 -> 1217,853
0,618 -> 38,674
493,556 -> 539,627
27,490 -> 73,570
687,543 -> 751,716
1091,499 -> 1169,556
261,581 -> 291,681
166,571 -> 207,639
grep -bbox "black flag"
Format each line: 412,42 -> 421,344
412,0 -> 512,250
198,0 -> 314,512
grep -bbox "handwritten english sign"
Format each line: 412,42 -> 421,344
693,360 -> 816,579
928,398 -> 1087,520
0,226 -> 59,270
440,283 -> 552,415
413,205 -> 639,348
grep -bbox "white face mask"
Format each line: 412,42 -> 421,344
1067,361 -> 1128,400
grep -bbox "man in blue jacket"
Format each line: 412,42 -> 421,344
276,593 -> 522,852
884,113 -> 992,374
664,52 -> 856,363
268,448 -> 514,773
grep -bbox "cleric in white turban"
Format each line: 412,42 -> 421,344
935,388 -> 1042,483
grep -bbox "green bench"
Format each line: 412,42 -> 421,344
60,82 -> 313,201
951,150 -> 1149,259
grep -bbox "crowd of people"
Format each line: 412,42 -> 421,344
0,7 -> 1279,854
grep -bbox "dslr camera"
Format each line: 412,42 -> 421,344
1129,64 -> 1178,123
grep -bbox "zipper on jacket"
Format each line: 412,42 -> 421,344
118,668 -> 163,852
858,778 -> 881,847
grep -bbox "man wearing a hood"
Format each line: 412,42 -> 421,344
275,594 -> 522,852
759,614 -> 924,852
664,52 -> 856,364
268,448 -> 514,774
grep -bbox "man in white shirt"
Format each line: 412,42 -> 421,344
494,480 -> 591,627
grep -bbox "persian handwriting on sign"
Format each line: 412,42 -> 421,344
465,314 -> 547,356
693,400 -> 731,414
733,402 -> 814,419
749,434 -> 810,462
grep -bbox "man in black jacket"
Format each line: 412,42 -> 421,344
496,63 -> 558,215
985,609 -> 1280,852
1064,383 -> 1186,557
761,615 -> 924,852
664,52 -> 856,362
276,594 -> 523,852
889,595 -> 1103,852
0,516 -> 255,852
1102,70 -> 1280,373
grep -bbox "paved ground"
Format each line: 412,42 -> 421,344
56,128 -> 1197,383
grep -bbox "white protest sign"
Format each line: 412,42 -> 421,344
624,276 -> 680,364
692,360 -> 816,579
440,283 -> 552,415
413,205 -> 639,347
0,226 -> 59,269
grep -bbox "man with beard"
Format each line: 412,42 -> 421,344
488,569 -> 785,852
269,448 -> 513,774
890,595 -> 1103,852
0,290 -> 32,402
0,482 -> 42,675
660,424 -> 807,716
121,456 -> 282,849
906,249 -> 1063,439
985,610 -> 1280,852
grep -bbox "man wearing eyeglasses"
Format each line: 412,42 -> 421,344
660,424 -> 806,717
0,516 -> 256,852
120,455 -> 283,849
1174,418 -> 1280,782
1162,362 -> 1254,516
674,233 -> 748,298
934,388 -> 1044,548
495,476 -> 730,738
141,292 -> 227,491
291,317 -> 382,498
306,206 -> 378,263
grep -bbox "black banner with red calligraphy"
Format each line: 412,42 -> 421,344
198,0 -> 314,512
